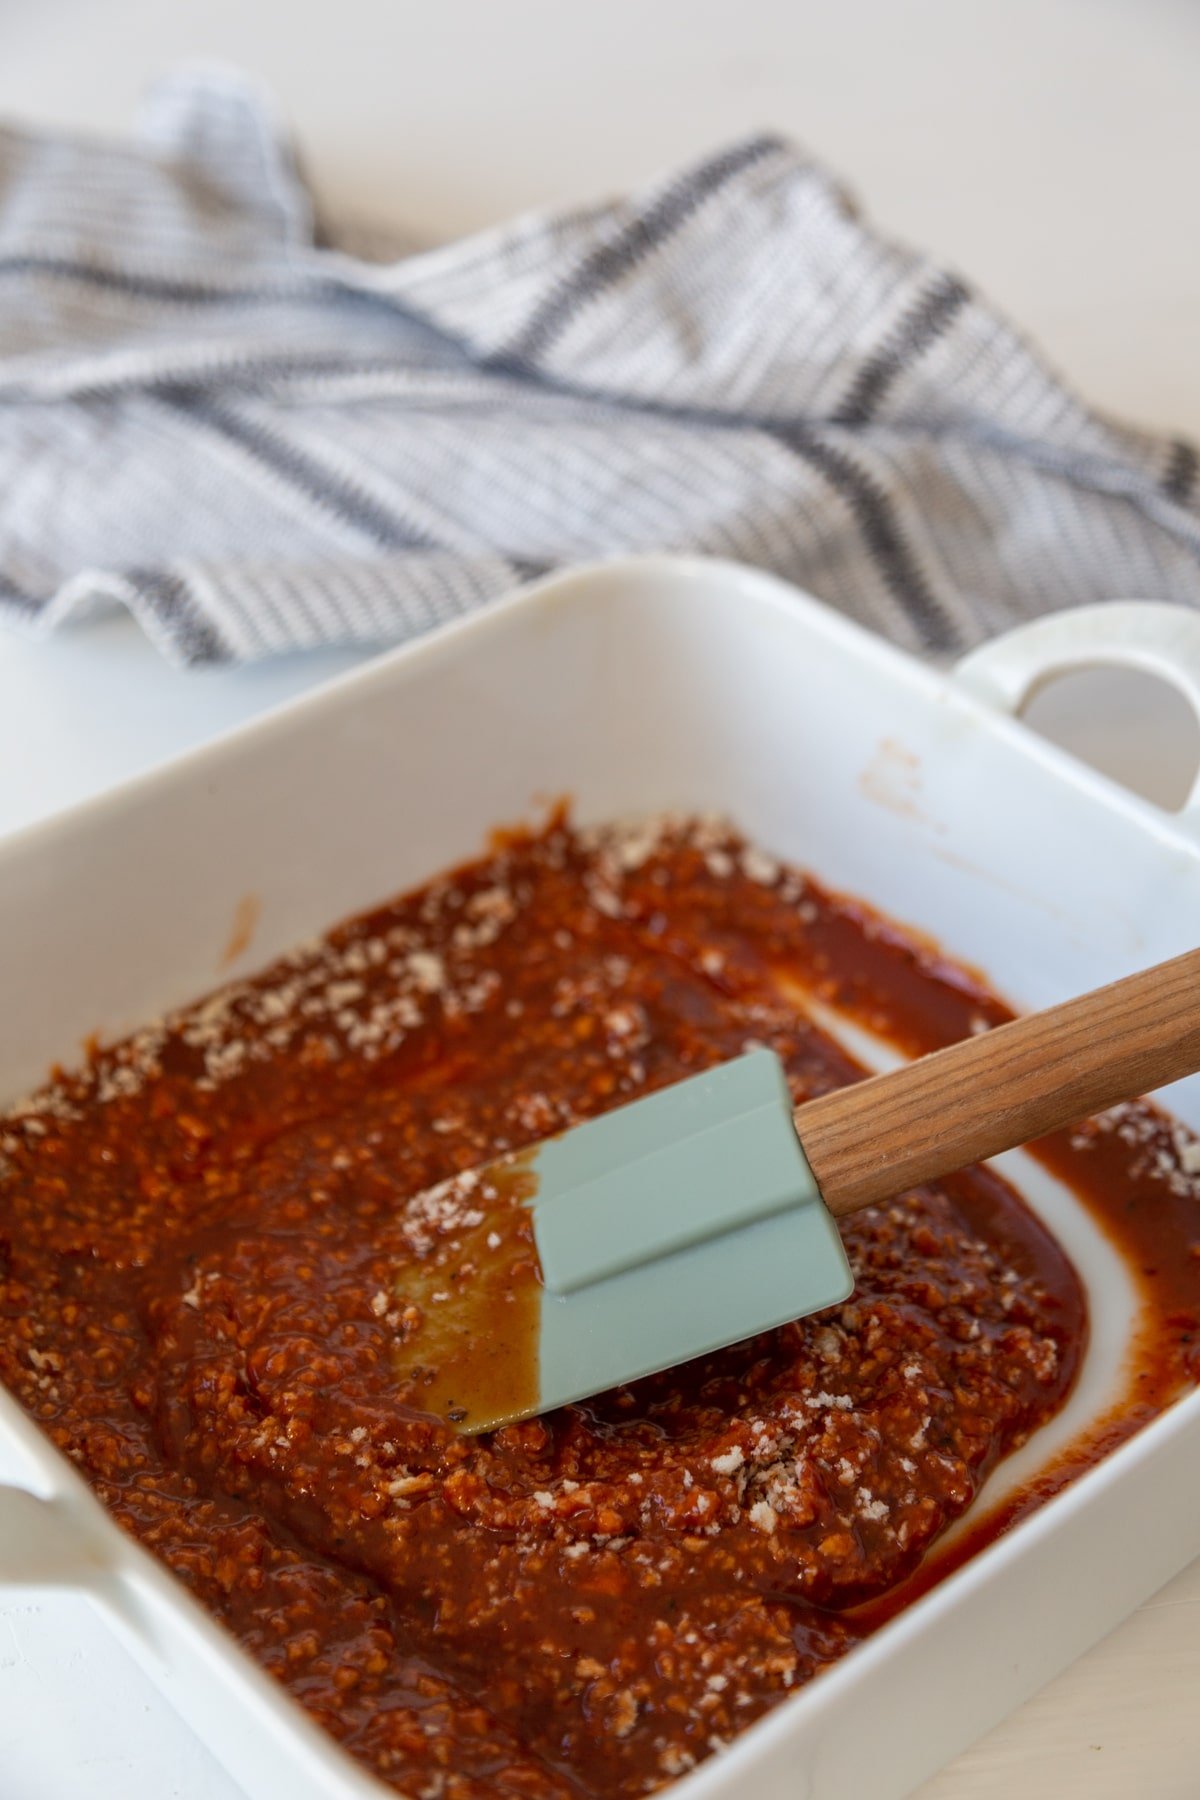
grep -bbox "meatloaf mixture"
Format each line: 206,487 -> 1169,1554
2,814 -> 1198,1798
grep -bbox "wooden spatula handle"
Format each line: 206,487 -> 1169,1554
797,947 -> 1200,1220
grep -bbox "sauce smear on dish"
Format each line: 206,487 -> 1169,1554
1,814 -> 1198,1798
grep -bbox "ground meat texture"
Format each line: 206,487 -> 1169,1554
2,814 -> 1199,1799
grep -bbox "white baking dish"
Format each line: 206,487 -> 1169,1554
3,557 -> 1200,1800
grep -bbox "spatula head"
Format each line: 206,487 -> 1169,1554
394,1051 -> 853,1433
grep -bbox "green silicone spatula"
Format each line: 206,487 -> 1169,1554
398,947 -> 1200,1433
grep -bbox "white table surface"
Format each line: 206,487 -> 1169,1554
3,2 -> 1200,1795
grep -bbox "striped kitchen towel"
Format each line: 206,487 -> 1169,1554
1,66 -> 1199,666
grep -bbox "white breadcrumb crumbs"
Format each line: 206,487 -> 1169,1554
740,848 -> 779,885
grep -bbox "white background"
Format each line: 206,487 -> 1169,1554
1,2 -> 1200,1795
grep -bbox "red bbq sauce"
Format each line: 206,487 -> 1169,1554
1,815 -> 1197,1799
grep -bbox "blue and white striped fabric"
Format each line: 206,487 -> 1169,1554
2,67 -> 1199,665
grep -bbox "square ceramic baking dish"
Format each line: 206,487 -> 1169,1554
3,556 -> 1200,1800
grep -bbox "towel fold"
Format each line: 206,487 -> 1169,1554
1,66 -> 1197,666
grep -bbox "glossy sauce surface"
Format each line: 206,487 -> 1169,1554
1,815 -> 1199,1798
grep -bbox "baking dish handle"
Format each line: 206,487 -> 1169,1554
952,601 -> 1200,820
